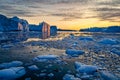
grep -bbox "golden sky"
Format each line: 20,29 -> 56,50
0,0 -> 120,30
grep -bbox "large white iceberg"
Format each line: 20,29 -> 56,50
65,49 -> 85,57
0,67 -> 26,80
33,54 -> 59,62
63,74 -> 81,80
75,62 -> 98,74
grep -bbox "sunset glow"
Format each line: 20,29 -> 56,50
0,0 -> 120,30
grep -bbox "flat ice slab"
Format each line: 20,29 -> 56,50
33,54 -> 59,62
75,61 -> 98,74
0,61 -> 23,69
0,67 -> 26,80
63,74 -> 81,80
65,49 -> 85,57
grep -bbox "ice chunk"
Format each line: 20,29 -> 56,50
75,62 -> 98,74
0,61 -> 23,69
33,54 -> 59,62
100,71 -> 118,80
65,49 -> 84,57
0,67 -> 26,80
80,73 -> 91,79
99,38 -> 118,45
48,73 -> 54,77
111,48 -> 120,56
63,74 -> 81,80
28,65 -> 39,71
1,44 -> 14,49
39,73 -> 47,77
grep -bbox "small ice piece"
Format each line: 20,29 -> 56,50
33,54 -> 59,62
98,38 -> 118,45
63,74 -> 81,80
41,69 -> 47,72
100,71 -> 118,80
28,65 -> 39,71
75,61 -> 98,74
0,67 -> 26,80
39,73 -> 47,77
48,73 -> 54,77
0,61 -> 23,69
25,78 -> 31,80
1,44 -> 14,49
32,50 -> 38,52
65,49 -> 85,57
72,42 -> 78,46
81,73 -> 91,79
111,48 -> 120,56
79,36 -> 93,41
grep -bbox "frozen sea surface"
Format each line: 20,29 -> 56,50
0,31 -> 120,80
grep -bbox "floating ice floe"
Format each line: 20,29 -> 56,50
98,38 -> 118,45
79,36 -> 93,41
0,67 -> 26,80
48,73 -> 54,77
100,71 -> 118,80
65,49 -> 85,57
0,61 -> 23,69
63,74 -> 81,80
39,73 -> 47,77
28,65 -> 39,71
33,54 -> 59,62
80,73 -> 91,79
1,44 -> 14,49
75,61 -> 98,74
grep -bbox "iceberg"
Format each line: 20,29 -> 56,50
0,67 -> 26,80
65,49 -> 85,57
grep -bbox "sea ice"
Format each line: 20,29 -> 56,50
75,61 -> 98,74
33,54 -> 59,62
28,65 -> 39,71
98,38 -> 118,45
48,73 -> 54,77
100,71 -> 118,80
39,73 -> 47,77
65,49 -> 84,57
0,67 -> 26,80
0,61 -> 23,69
1,44 -> 14,49
111,48 -> 120,56
63,74 -> 81,80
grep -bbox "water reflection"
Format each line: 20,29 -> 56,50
0,31 -> 57,44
